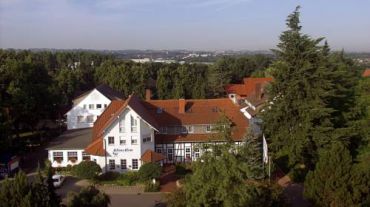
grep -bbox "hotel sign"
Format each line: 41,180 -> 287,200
112,148 -> 133,156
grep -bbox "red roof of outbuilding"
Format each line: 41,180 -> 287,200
141,150 -> 166,163
225,77 -> 273,97
363,69 -> 370,77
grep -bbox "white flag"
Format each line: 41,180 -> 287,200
262,134 -> 268,164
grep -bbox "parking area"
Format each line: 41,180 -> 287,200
55,176 -> 167,207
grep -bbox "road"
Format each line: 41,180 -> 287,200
109,193 -> 165,207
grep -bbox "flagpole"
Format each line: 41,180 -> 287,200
268,156 -> 271,183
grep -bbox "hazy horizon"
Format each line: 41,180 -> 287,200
1,0 -> 370,52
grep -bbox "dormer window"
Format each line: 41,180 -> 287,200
160,127 -> 168,134
131,115 -> 137,133
206,125 -> 212,133
181,126 -> 187,134
187,126 -> 194,133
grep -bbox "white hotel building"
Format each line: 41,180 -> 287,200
48,78 -> 270,173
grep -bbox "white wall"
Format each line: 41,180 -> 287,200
48,149 -> 87,168
95,107 -> 156,173
66,89 -> 111,129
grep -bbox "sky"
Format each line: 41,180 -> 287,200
0,0 -> 370,51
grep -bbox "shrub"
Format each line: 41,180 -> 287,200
67,185 -> 110,207
138,163 -> 162,181
175,163 -> 192,178
72,161 -> 101,179
166,188 -> 187,207
144,180 -> 160,192
118,171 -> 140,186
97,172 -> 120,181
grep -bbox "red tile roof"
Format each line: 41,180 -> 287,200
225,77 -> 273,97
363,69 -> 370,77
141,150 -> 166,163
85,139 -> 106,156
85,96 -> 249,155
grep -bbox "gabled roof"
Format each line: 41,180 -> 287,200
363,69 -> 370,77
141,150 -> 166,163
225,77 -> 273,97
95,84 -> 125,101
85,139 -> 106,156
90,95 -> 159,141
72,84 -> 124,106
85,95 -> 249,155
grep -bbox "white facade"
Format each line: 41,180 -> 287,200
93,107 -> 156,173
66,89 -> 111,129
48,149 -> 90,168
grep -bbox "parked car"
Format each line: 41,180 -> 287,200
52,174 -> 65,188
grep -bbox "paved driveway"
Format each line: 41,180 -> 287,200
109,193 -> 165,207
55,177 -> 166,207
55,176 -> 89,203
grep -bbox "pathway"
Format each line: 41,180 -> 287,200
159,165 -> 178,192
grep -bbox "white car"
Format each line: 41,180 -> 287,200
52,174 -> 65,188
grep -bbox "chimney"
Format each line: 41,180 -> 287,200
145,89 -> 152,101
255,83 -> 262,100
179,99 -> 186,114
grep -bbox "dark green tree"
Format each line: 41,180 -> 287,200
0,171 -> 60,207
304,143 -> 353,206
262,6 -> 348,168
238,127 -> 264,179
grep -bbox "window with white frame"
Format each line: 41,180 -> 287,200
109,159 -> 115,170
119,136 -> 126,145
119,118 -> 125,133
53,152 -> 63,163
187,126 -> 194,133
131,137 -> 138,145
83,104 -> 87,109
77,116 -> 85,123
143,137 -> 151,143
121,159 -> 127,169
194,148 -> 200,158
89,104 -> 94,110
96,104 -> 102,109
108,136 -> 114,145
167,148 -> 173,161
180,126 -> 187,134
67,151 -> 78,162
160,127 -> 167,134
132,159 -> 138,169
185,147 -> 191,160
82,152 -> 90,161
131,115 -> 137,133
104,104 -> 107,108
156,148 -> 162,154
86,115 -> 94,123
205,125 -> 212,133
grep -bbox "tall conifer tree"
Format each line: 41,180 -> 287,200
262,6 -> 341,167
